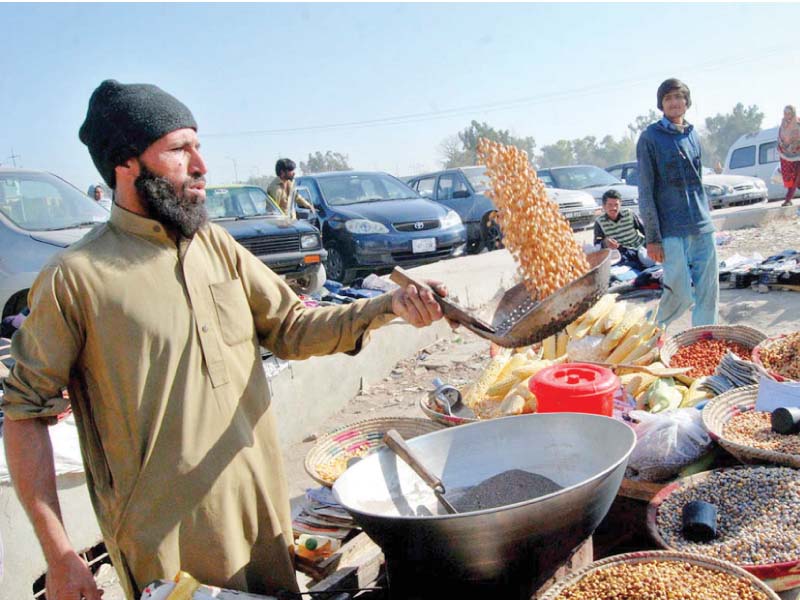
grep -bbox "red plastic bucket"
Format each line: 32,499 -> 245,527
529,363 -> 619,416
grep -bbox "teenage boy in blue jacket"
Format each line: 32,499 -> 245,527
636,78 -> 718,327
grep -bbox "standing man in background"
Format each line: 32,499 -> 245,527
267,158 -> 313,219
90,183 -> 112,210
636,78 -> 718,327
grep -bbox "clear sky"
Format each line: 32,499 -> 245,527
1,2 -> 798,191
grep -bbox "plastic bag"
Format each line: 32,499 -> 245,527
627,408 -> 711,482
566,335 -> 607,362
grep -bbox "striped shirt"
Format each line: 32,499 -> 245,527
593,208 -> 645,249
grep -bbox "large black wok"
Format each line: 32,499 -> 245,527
333,413 -> 636,599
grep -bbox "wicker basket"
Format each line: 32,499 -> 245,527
660,325 -> 767,368
304,417 -> 444,487
647,467 -> 800,591
752,334 -> 799,382
702,385 -> 800,468
539,550 -> 780,599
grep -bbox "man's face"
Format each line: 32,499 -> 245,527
662,90 -> 688,122
604,198 -> 621,220
94,187 -> 103,200
785,108 -> 794,121
134,128 -> 209,237
282,169 -> 295,182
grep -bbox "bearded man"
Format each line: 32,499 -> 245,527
2,80 -> 449,600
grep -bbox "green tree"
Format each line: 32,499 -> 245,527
537,139 -> 574,168
440,120 -> 536,167
300,151 -> 352,174
702,103 -> 764,168
627,110 -> 661,139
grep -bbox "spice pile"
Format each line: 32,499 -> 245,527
316,446 -> 371,484
758,332 -> 800,380
656,467 -> 800,565
670,339 -> 752,378
552,560 -> 770,600
723,411 -> 800,455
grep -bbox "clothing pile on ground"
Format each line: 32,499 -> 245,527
719,249 -> 800,291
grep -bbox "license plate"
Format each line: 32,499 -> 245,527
412,238 -> 436,253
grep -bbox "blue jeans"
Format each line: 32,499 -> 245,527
657,233 -> 719,327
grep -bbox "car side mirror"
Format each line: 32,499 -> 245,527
452,190 -> 471,199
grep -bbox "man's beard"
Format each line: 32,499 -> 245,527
135,165 -> 208,238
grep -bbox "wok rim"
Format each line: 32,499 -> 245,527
333,412 -> 636,521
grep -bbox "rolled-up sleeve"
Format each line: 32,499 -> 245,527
636,133 -> 662,244
233,240 -> 395,360
2,264 -> 83,421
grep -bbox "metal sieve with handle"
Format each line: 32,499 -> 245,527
389,248 -> 615,348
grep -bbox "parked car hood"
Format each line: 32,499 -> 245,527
545,187 -> 597,207
582,184 -> 639,202
330,198 -> 445,224
704,174 -> 762,187
29,227 -> 97,248
213,216 -> 319,236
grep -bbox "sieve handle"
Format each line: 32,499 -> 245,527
383,429 -> 444,492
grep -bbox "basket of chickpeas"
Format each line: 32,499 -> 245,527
304,417 -> 444,487
647,466 -> 800,591
540,550 -> 779,600
702,385 -> 800,468
752,332 -> 800,382
660,325 -> 767,378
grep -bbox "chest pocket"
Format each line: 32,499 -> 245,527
210,278 -> 254,346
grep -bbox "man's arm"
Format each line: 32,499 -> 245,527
636,132 -> 664,262
4,418 -> 102,599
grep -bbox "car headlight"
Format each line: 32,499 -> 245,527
705,185 -> 724,197
300,233 -> 321,249
724,185 -> 735,194
344,219 -> 389,234
440,210 -> 462,229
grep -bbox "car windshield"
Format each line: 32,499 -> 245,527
206,186 -> 283,219
461,166 -> 491,192
0,171 -> 109,231
317,173 -> 418,206
550,166 -> 622,190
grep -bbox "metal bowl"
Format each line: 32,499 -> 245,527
333,412 -> 636,599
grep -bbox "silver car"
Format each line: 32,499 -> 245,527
0,168 -> 109,323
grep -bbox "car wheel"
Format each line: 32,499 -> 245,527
289,263 -> 327,295
481,211 -> 504,251
324,245 -> 354,284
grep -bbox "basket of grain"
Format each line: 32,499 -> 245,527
304,417 -> 444,487
539,550 -> 779,600
660,325 -> 767,378
752,332 -> 800,382
647,466 -> 800,591
702,385 -> 800,468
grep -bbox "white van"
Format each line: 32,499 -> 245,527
724,126 -> 798,200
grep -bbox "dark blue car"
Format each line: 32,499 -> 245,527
295,171 -> 467,284
404,166 -> 502,254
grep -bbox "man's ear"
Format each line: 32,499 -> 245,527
115,157 -> 140,184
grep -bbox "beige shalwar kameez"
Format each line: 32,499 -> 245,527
2,206 -> 394,598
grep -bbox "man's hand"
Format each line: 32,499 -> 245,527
605,238 -> 620,249
647,242 -> 664,263
391,281 -> 448,328
46,550 -> 104,600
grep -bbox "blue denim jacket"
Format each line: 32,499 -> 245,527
636,119 -> 714,243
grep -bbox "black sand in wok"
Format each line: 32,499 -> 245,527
452,469 -> 563,512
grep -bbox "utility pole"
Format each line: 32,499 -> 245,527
227,156 -> 239,182
7,149 -> 21,167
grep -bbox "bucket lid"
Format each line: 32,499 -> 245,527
530,363 -> 619,398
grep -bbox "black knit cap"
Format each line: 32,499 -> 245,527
657,78 -> 692,112
79,80 -> 197,188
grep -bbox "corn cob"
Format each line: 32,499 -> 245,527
541,335 -> 557,360
606,333 -> 645,364
463,349 -> 511,406
601,305 -> 646,352
601,301 -> 627,333
555,331 -> 569,358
